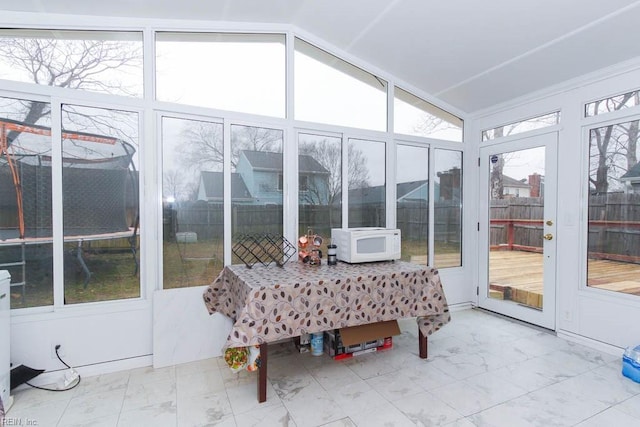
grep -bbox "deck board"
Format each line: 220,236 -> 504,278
485,251 -> 640,308
412,251 -> 640,309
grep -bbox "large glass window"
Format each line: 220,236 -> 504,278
434,149 -> 462,268
231,124 -> 284,263
586,90 -> 640,117
295,38 -> 387,132
394,87 -> 463,142
162,117 -> 224,289
482,112 -> 559,141
0,29 -> 143,97
0,97 -> 53,308
348,138 -> 386,227
298,133 -> 342,250
61,104 -> 140,304
396,144 -> 429,265
587,118 -> 640,297
156,33 -> 285,118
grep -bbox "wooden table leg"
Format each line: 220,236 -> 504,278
257,343 -> 268,403
419,329 -> 428,359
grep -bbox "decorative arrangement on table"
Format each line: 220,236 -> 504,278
231,233 -> 296,268
298,228 -> 323,265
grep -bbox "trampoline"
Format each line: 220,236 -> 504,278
0,117 -> 139,298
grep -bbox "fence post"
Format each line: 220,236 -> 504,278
507,221 -> 514,250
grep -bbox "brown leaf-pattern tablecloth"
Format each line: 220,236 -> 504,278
203,260 -> 450,349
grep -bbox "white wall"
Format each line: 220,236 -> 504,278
471,58 -> 640,350
152,286 -> 232,368
11,301 -> 153,376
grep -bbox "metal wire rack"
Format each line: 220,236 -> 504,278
232,233 -> 296,268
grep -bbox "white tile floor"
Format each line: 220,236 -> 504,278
6,308 -> 640,426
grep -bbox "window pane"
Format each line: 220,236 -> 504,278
394,87 -> 462,141
482,112 -> 559,141
162,117 -> 224,288
348,138 -> 385,227
295,38 -> 387,132
231,124 -> 283,263
0,29 -> 143,97
587,119 -> 640,297
156,33 -> 285,118
396,144 -> 429,265
298,133 -> 342,251
61,104 -> 140,304
0,97 -> 53,308
434,149 -> 462,268
586,90 -> 640,117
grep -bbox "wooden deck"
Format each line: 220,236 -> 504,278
487,251 -> 640,309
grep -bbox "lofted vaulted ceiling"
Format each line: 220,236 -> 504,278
2,0 -> 640,114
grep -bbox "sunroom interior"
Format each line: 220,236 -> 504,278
1,0 -> 640,413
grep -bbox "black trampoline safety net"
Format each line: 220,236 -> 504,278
0,117 -> 138,240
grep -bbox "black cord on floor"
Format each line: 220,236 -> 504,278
25,347 -> 81,392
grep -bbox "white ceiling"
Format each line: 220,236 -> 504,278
2,0 -> 640,114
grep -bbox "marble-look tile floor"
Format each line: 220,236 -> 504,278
6,308 -> 640,426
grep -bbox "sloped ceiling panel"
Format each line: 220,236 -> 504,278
1,0 -> 640,113
439,6 -> 640,112
345,0 -> 640,100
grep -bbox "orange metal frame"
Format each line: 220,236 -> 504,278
0,119 -> 118,239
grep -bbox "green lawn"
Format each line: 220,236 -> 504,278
9,237 -> 459,309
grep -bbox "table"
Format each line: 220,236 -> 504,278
203,260 -> 450,402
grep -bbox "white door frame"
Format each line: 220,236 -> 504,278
478,132 -> 558,330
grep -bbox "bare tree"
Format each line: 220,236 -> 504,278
177,123 -> 283,172
163,169 -> 187,201
347,144 -> 370,190
490,154 -> 505,199
299,140 -> 340,205
0,35 -> 142,145
413,115 -> 458,138
178,121 -> 224,172
299,139 -> 369,205
490,128 -> 506,199
589,92 -> 638,194
230,125 -> 282,169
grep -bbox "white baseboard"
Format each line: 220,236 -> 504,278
3,394 -> 14,413
448,302 -> 474,312
557,330 -> 624,357
13,355 -> 152,391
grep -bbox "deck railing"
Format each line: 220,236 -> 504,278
490,218 -> 640,263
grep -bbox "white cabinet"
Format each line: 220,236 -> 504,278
0,270 -> 10,411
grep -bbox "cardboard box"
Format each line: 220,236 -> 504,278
324,320 -> 400,360
339,320 -> 400,346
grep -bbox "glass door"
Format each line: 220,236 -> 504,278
479,132 -> 557,329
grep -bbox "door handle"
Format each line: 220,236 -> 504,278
543,233 -> 553,241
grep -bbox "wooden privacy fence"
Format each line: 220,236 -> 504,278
396,201 -> 461,243
490,194 -> 640,262
170,201 -> 461,244
169,203 -> 283,240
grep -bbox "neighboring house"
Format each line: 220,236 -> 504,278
621,162 -> 640,194
502,175 -> 531,198
197,151 -> 331,205
235,150 -> 330,205
196,171 -> 253,204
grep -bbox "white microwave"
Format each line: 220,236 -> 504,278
331,228 -> 401,263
